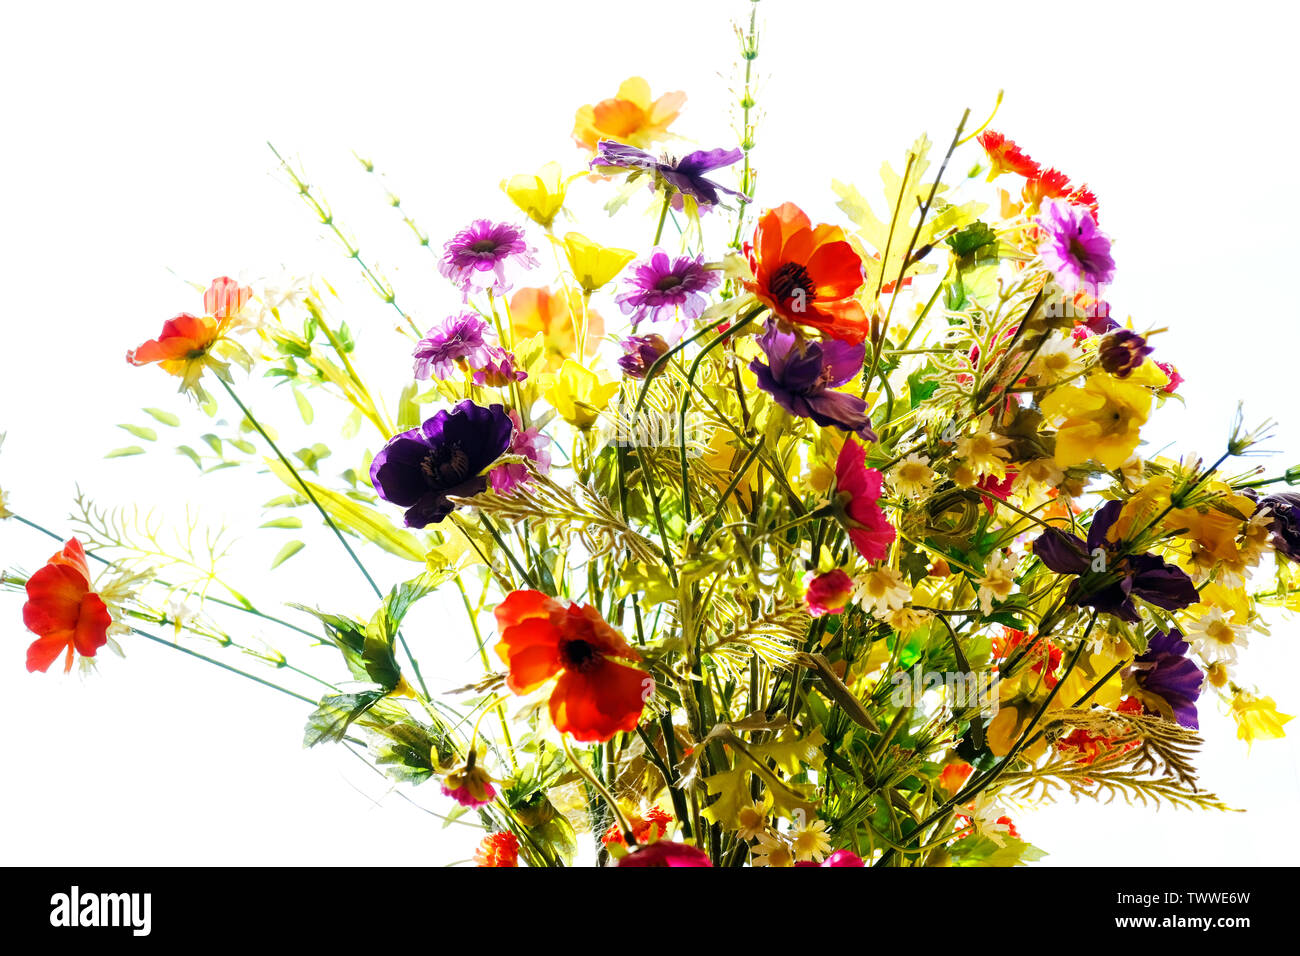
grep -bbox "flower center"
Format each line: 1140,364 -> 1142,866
1207,620 -> 1235,644
768,262 -> 815,306
469,238 -> 501,255
559,638 -> 603,673
420,443 -> 471,486
654,274 -> 685,292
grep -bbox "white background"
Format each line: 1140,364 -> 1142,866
2,0 -> 1298,866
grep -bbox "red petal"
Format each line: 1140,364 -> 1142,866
26,635 -> 70,673
73,592 -> 112,658
23,564 -> 87,635
549,658 -> 650,742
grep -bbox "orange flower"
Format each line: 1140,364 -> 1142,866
494,590 -> 651,743
572,77 -> 685,154
601,806 -> 672,847
745,203 -> 869,343
473,831 -> 520,867
938,761 -> 973,794
1022,168 -> 1073,209
509,286 -> 602,370
127,276 -> 253,393
976,130 -> 1040,180
21,538 -> 113,674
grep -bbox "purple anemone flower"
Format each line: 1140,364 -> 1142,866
413,312 -> 491,381
1128,628 -> 1204,729
1036,199 -> 1115,293
1032,500 -> 1199,623
1258,492 -> 1300,562
749,322 -> 876,440
617,333 -> 670,379
369,400 -> 513,528
616,249 -> 720,327
439,220 -> 539,298
592,141 -> 748,207
1097,329 -> 1153,378
490,410 -> 551,495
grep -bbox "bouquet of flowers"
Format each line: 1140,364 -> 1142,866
4,0 -> 1296,868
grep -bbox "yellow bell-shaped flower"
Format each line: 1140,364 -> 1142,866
545,359 -> 619,430
501,162 -> 570,230
561,232 -> 635,294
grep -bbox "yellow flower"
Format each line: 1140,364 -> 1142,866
751,831 -> 794,867
977,551 -> 1018,614
1230,691 -> 1293,745
561,233 -> 636,293
572,76 -> 685,153
790,818 -> 832,862
734,799 -> 769,841
544,359 -> 618,430
501,162 -> 572,230
1040,371 -> 1153,470
855,567 -> 911,616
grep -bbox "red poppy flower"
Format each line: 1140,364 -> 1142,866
977,130 -> 1041,179
21,538 -> 113,673
125,312 -> 219,369
833,439 -> 895,561
745,202 -> 869,343
126,277 -> 252,391
494,590 -> 651,743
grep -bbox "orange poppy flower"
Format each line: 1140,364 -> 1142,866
21,538 -> 113,673
745,202 -> 869,344
494,589 -> 651,743
509,286 -> 603,371
126,276 -> 253,393
572,77 -> 685,154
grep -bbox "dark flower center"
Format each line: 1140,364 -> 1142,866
469,238 -> 501,255
654,274 -> 685,292
559,638 -> 603,673
420,443 -> 471,487
768,261 -> 814,305
1068,237 -> 1095,272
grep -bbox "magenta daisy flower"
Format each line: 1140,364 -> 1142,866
1036,199 -> 1115,293
616,249 -> 720,328
490,409 -> 552,495
413,312 -> 491,380
472,344 -> 527,388
439,220 -> 539,298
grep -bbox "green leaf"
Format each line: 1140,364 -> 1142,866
117,424 -> 157,442
201,433 -> 223,455
261,517 -> 304,530
303,690 -> 386,748
292,388 -> 314,425
290,606 -> 370,681
176,445 -> 203,469
105,446 -> 146,458
371,722 -> 438,784
229,438 -> 256,455
944,220 -> 998,259
266,459 -> 427,562
397,383 -> 420,432
362,610 -> 402,690
341,408 -> 363,440
270,540 -> 305,568
142,407 -> 181,427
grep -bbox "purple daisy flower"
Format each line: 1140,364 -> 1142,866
1036,199 -> 1116,293
616,249 -> 720,328
1032,500 -> 1200,623
748,322 -> 876,439
592,141 -> 748,207
413,312 -> 491,381
472,345 -> 526,388
1128,628 -> 1204,729
438,220 -> 539,298
369,400 -> 513,528
617,333 -> 670,379
490,410 -> 552,495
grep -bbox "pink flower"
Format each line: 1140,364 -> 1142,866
490,410 -> 552,494
795,849 -> 866,867
804,569 -> 854,618
834,440 -> 895,562
1156,361 -> 1184,394
616,841 -> 713,867
1035,199 -> 1115,293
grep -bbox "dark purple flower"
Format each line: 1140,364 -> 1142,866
369,400 -> 513,528
472,345 -> 526,388
413,312 -> 491,380
592,141 -> 748,207
1128,628 -> 1204,729
617,333 -> 670,379
439,220 -> 539,298
490,409 -> 551,495
1258,492 -> 1300,562
616,249 -> 720,327
1032,500 -> 1199,623
749,322 -> 876,440
1097,330 -> 1153,378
